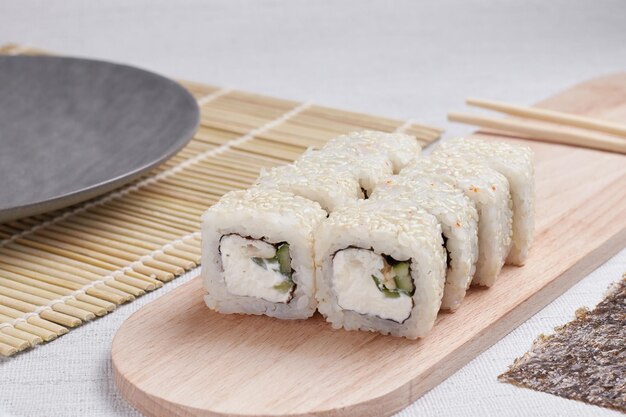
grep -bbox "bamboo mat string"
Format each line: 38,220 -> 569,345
197,88 -> 232,106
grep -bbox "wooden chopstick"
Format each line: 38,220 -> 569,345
448,112 -> 626,154
467,98 -> 626,139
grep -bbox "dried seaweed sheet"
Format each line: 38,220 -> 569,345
500,274 -> 626,412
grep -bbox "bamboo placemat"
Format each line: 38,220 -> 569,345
0,43 -> 442,356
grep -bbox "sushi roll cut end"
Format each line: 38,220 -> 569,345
315,201 -> 446,339
202,187 -> 326,319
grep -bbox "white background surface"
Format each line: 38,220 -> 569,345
1,1 -> 625,416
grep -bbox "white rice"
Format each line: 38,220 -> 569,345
402,155 -> 513,286
255,131 -> 419,211
256,162 -> 363,212
297,147 -> 393,197
434,137 -> 534,265
323,130 -> 422,173
370,175 -> 479,311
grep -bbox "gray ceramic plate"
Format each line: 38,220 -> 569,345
0,55 -> 199,223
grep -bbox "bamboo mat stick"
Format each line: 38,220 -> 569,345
48,223 -> 193,271
12,237 -> 123,271
0,261 -> 87,290
0,312 -> 57,341
0,294 -> 81,328
135,189 -> 209,212
16,232 -> 169,284
160,176 -> 243,196
448,111 -> 626,154
17,323 -> 57,341
467,97 -> 626,139
0,278 -> 68,304
165,247 -> 200,264
187,165 -> 262,182
0,285 -> 95,321
38,310 -> 80,328
0,341 -> 18,356
106,200 -> 200,228
47,223 -> 156,254
183,164 -> 260,181
294,109 -> 398,132
34,229 -> 155,265
16,236 -> 132,271
0,279 -> 107,316
0,331 -> 30,350
98,203 -> 198,232
0,249 -> 108,285
0,253 -> 132,304
195,152 -> 271,169
124,194 -> 205,217
1,326 -> 42,346
177,170 -> 256,190
15,236 -> 173,288
218,149 -> 284,167
0,304 -> 68,337
1,268 -> 77,294
2,268 -> 117,311
66,219 -> 197,265
147,184 -> 218,205
61,218 -> 164,250
73,213 -> 183,242
54,226 -> 187,274
106,280 -> 146,297
172,246 -> 200,261
89,206 -> 192,235
0,278 -> 107,316
248,137 -> 308,153
27,315 -> 69,335
1,245 -> 120,284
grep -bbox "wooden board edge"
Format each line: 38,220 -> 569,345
113,359 -> 194,417
113,227 -> 626,417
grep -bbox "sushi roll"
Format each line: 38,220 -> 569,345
370,176 -> 479,311
323,130 -> 422,173
256,162 -> 363,212
402,155 -> 513,286
434,137 -> 534,265
256,131 -> 419,211
202,187 -> 326,319
315,199 -> 446,339
297,147 -> 393,197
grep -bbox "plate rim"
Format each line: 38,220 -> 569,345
0,55 -> 200,223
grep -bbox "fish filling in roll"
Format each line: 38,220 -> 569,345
219,234 -> 295,303
332,248 -> 414,323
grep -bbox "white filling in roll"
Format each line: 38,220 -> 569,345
315,200 -> 446,339
332,248 -> 413,323
220,235 -> 293,303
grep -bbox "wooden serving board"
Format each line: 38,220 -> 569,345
112,74 -> 626,417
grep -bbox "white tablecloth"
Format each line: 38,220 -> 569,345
1,1 -> 625,416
